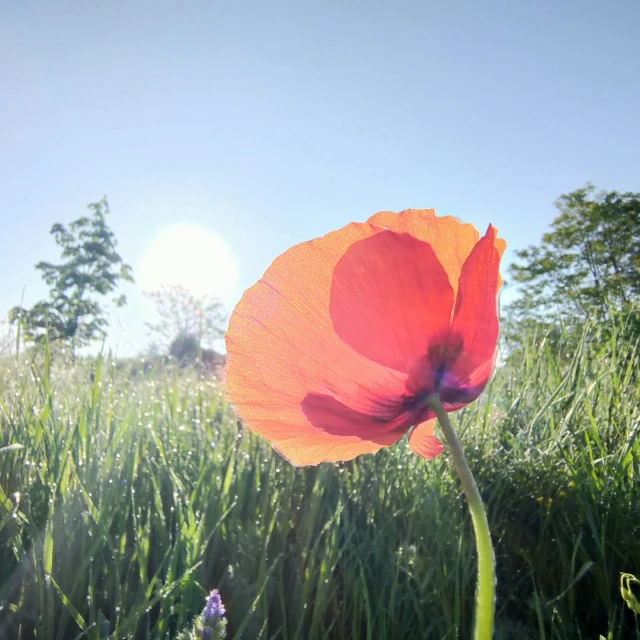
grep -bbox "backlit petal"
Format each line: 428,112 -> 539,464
224,222 -> 411,465
367,209 -> 480,300
301,391 -> 416,434
408,420 -> 444,460
444,224 -> 505,399
330,231 -> 454,375
273,434 -> 394,467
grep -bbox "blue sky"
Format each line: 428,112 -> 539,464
1,0 -> 639,356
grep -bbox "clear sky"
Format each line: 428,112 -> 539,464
2,0 -> 639,357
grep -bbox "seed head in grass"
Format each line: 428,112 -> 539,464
223,208 -> 506,465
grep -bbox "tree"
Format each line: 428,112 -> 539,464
145,285 -> 226,360
9,197 -> 133,351
508,184 -> 640,330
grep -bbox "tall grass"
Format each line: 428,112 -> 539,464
0,324 -> 639,639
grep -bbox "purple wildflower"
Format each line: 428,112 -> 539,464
199,627 -> 213,640
203,589 -> 225,623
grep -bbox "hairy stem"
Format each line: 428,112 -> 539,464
428,396 -> 496,640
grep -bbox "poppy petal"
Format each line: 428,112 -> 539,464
444,224 -> 505,400
224,222 -> 411,465
301,392 -> 414,436
367,209 -> 480,299
330,231 -> 454,375
272,434 -> 395,467
408,420 -> 444,460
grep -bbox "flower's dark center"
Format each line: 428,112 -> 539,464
427,336 -> 464,384
301,334 -> 472,439
434,361 -> 448,392
400,389 -> 431,413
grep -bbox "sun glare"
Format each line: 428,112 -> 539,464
138,223 -> 239,305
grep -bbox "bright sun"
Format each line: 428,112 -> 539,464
138,223 -> 239,305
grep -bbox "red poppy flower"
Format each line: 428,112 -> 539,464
223,209 -> 506,466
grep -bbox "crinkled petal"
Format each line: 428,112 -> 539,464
443,224 -> 505,400
224,222 -> 410,465
301,392 -> 413,436
408,419 -> 444,460
278,394 -> 417,465
273,434 -> 393,467
330,230 -> 454,375
367,209 -> 481,299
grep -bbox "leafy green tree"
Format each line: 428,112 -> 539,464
145,285 -> 226,359
9,197 -> 133,351
508,184 -> 640,332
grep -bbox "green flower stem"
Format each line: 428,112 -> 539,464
428,396 -> 496,640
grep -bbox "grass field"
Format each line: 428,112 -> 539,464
0,324 -> 639,639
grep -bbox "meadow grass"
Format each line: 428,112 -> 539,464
0,324 -> 639,639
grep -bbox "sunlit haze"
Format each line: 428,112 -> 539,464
138,223 -> 239,305
1,1 -> 638,356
